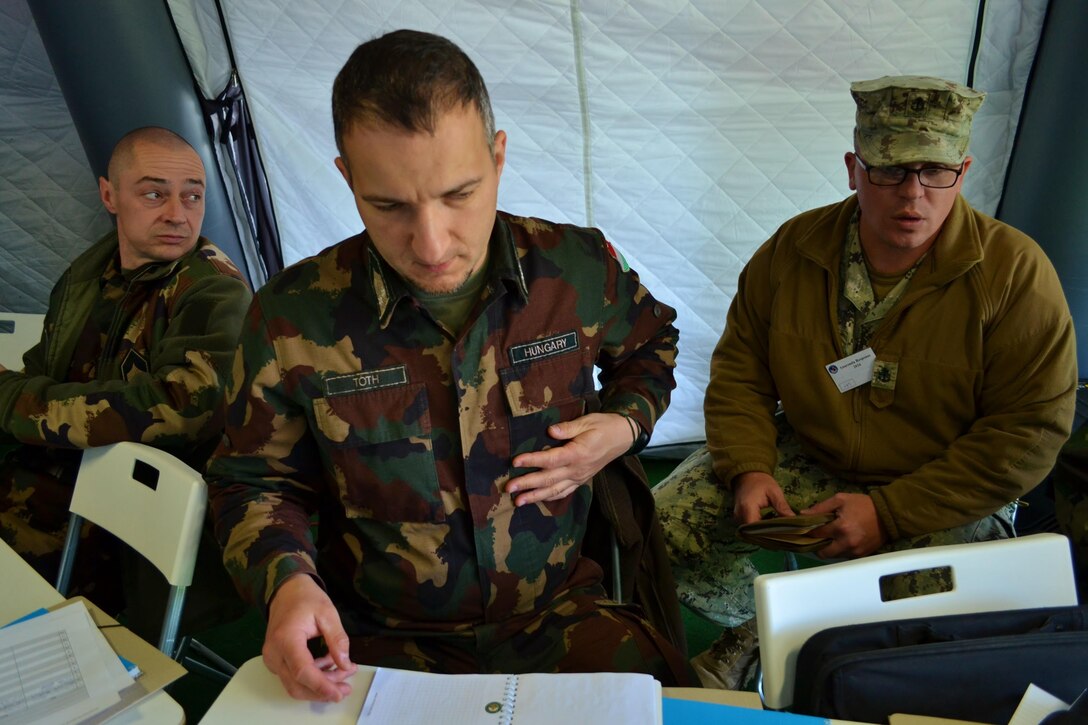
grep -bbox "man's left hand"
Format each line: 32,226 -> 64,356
0,364 -> 7,372
802,492 -> 888,559
506,412 -> 634,506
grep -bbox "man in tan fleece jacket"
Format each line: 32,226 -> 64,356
653,75 -> 1077,689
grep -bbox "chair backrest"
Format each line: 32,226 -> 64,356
755,533 -> 1080,710
68,441 -> 207,588
0,313 -> 45,370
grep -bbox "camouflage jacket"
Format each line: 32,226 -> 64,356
207,212 -> 679,630
0,231 -> 252,465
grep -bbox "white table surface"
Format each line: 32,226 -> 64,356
202,658 -> 375,724
0,536 -> 66,614
0,538 -> 186,724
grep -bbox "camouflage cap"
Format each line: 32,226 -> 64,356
851,75 -> 985,166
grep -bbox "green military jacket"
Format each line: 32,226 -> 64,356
705,194 -> 1076,540
0,231 -> 252,463
207,212 -> 679,630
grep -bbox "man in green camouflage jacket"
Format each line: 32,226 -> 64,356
206,30 -> 688,701
0,127 -> 252,615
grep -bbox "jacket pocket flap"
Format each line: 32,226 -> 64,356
313,383 -> 430,446
500,347 -> 593,417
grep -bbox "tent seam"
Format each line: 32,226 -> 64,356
569,0 -> 593,228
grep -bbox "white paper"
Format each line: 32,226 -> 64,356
510,670 -> 660,725
825,347 -> 876,393
358,668 -> 661,725
1008,683 -> 1070,725
0,601 -> 134,725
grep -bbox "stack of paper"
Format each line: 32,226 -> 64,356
0,600 -> 139,724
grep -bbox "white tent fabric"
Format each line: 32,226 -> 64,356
174,0 -> 1048,446
167,0 -> 273,288
1,0 -> 111,314
169,0 -> 1046,446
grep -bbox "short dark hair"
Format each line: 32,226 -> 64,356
331,29 -> 496,157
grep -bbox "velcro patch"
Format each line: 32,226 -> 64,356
509,331 -> 579,365
324,364 -> 408,397
871,360 -> 899,390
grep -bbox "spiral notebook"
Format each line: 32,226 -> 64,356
357,667 -> 662,725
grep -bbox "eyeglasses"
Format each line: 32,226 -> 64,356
855,156 -> 964,189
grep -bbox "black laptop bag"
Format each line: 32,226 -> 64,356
791,605 -> 1088,724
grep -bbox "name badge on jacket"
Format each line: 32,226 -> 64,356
825,347 -> 875,393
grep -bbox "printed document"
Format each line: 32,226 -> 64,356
0,600 -> 134,725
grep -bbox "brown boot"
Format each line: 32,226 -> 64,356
689,618 -> 760,690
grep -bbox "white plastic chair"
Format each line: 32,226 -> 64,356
55,441 -> 206,657
755,533 -> 1080,710
0,313 -> 46,370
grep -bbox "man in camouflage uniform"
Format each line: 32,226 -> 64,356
653,76 -> 1077,688
0,126 -> 252,621
206,30 -> 689,702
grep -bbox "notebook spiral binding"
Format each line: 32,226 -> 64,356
499,674 -> 518,725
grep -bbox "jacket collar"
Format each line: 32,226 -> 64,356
70,230 -> 202,287
368,212 -> 529,328
47,231 -> 208,380
796,194 -> 982,289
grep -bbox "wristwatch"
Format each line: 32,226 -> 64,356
626,420 -> 650,456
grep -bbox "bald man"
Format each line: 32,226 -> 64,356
0,127 -> 252,625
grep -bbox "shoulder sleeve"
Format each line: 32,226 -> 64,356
872,228 -> 1077,538
704,234 -> 782,486
593,233 -> 680,438
0,268 -> 252,450
205,292 -> 323,607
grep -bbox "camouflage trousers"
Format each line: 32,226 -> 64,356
652,420 -> 1016,628
337,586 -> 695,686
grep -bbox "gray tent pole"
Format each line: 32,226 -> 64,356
27,0 -> 251,284
997,0 -> 1088,378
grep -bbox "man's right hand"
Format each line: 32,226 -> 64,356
263,573 -> 357,702
732,471 -> 795,524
